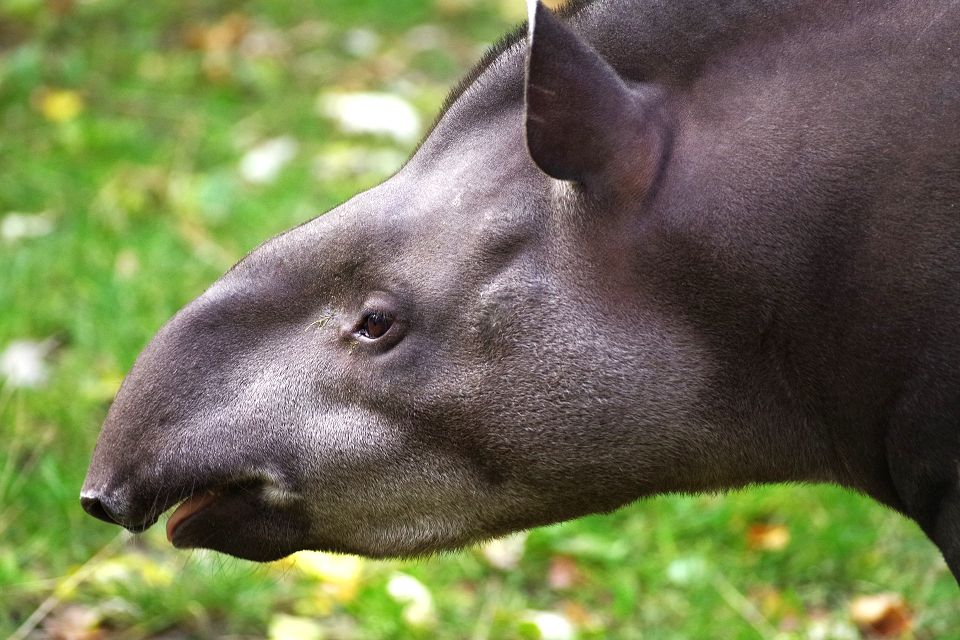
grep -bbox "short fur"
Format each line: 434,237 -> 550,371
83,0 -> 960,586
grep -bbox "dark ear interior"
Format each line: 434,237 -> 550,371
524,1 -> 665,194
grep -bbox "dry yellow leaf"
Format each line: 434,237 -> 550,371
268,614 -> 323,640
746,523 -> 790,551
850,593 -> 912,637
41,90 -> 83,123
276,550 -> 363,603
283,550 -> 362,582
184,13 -> 249,51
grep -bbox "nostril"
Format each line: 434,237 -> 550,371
80,493 -> 121,526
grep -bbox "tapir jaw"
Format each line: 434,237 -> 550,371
82,463 -> 518,561
81,465 -> 314,562
165,484 -> 312,562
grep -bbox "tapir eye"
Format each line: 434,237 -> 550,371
359,311 -> 394,339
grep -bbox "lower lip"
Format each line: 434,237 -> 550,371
166,493 -> 219,542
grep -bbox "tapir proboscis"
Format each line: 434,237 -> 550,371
82,0 -> 960,585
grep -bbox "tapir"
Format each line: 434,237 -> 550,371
82,0 -> 960,583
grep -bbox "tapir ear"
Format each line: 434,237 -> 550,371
524,1 -> 664,193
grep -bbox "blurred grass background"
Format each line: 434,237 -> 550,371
0,0 -> 957,638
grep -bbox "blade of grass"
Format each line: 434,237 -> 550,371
712,573 -> 780,640
7,530 -> 129,640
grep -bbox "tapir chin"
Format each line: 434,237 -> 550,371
82,0 -> 960,582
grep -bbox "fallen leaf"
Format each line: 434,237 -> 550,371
0,339 -> 53,389
480,531 -> 527,570
746,522 -> 790,551
239,136 -> 298,184
387,572 -> 436,627
183,13 -> 250,81
547,556 -> 582,590
268,614 -> 323,640
319,92 -> 421,144
40,89 -> 83,122
562,600 -> 596,629
278,551 -> 363,605
281,550 -> 363,582
1,212 -> 54,241
43,605 -> 102,640
184,13 -> 250,52
520,610 -> 575,640
850,593 -> 912,637
806,615 -> 860,640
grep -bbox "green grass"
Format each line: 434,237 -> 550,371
1,1 -> 957,638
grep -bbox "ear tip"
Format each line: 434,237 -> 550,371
527,0 -> 539,31
528,1 -> 565,44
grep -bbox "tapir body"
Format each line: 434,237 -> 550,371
83,0 -> 960,581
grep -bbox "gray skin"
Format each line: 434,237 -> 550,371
82,0 -> 960,580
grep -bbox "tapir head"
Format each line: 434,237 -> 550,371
80,3 -> 806,561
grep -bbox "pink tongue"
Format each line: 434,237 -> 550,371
166,493 -> 218,542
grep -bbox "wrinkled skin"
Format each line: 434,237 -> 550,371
83,0 -> 960,580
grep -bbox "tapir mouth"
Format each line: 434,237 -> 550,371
166,491 -> 221,542
160,474 -> 297,554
